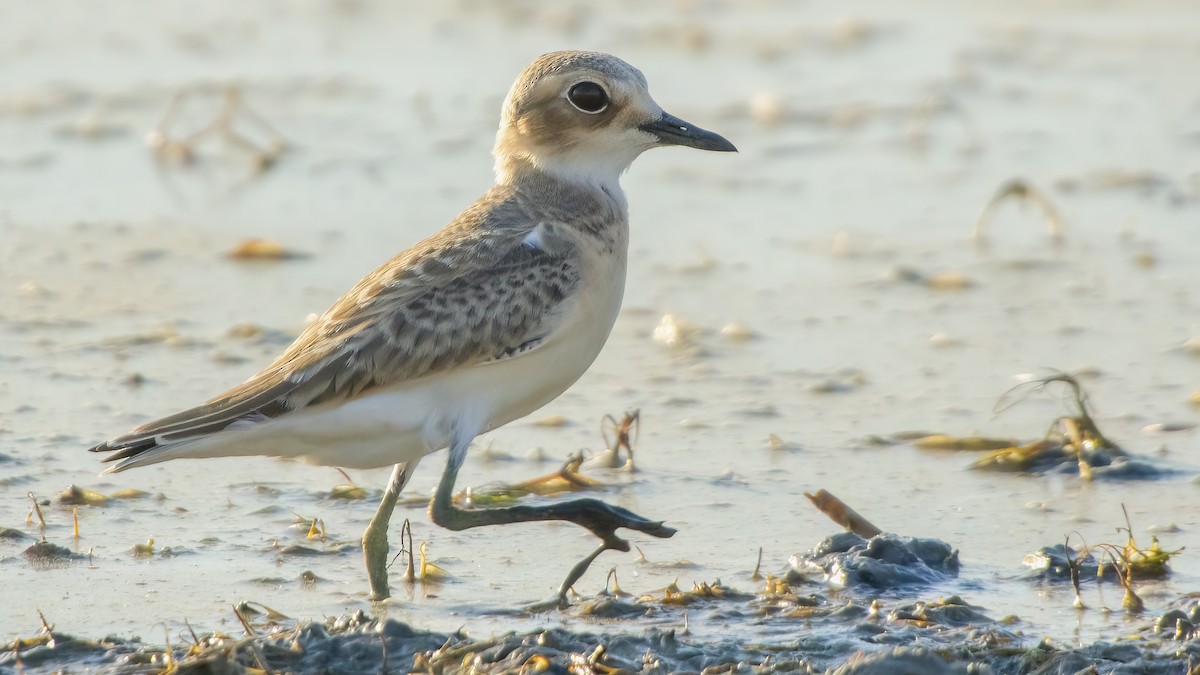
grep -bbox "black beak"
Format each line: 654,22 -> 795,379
640,111 -> 737,152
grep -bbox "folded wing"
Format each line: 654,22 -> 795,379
91,215 -> 581,466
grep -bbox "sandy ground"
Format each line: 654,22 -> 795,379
2,0 -> 1200,655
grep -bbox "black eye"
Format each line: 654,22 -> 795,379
567,81 -> 609,114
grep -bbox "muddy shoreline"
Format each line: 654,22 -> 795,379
3,0 -> 1200,671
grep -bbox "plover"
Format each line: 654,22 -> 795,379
90,50 -> 736,604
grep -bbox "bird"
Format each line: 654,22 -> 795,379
89,50 -> 736,605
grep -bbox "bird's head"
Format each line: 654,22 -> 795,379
494,51 -> 736,188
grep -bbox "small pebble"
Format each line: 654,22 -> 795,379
928,332 -> 962,348
719,323 -> 756,342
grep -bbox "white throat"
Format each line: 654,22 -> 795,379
494,149 -> 635,213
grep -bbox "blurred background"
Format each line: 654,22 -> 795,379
2,0 -> 1199,647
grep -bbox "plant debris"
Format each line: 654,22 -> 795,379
55,484 -> 110,507
1025,508 -> 1183,614
146,85 -> 288,174
972,178 -> 1065,247
457,454 -> 603,506
592,409 -> 638,470
226,238 -> 309,261
910,372 -> 1168,478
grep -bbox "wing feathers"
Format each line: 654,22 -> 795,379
90,192 -> 584,464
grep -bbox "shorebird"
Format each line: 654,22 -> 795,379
90,50 -> 736,604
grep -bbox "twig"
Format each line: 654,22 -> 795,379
803,489 -> 882,538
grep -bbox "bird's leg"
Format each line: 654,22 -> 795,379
364,461 -> 416,601
429,434 -> 676,607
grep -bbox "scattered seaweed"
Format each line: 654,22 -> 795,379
386,518 -> 418,584
417,541 -> 452,583
1025,508 -> 1183,614
328,468 -> 369,500
458,408 -> 648,506
131,537 -> 156,558
226,238 -> 310,261
26,491 -> 47,531
382,520 -> 446,586
592,410 -> 639,470
984,373 -> 1127,476
304,518 -> 326,541
910,434 -> 1015,451
55,484 -> 110,507
751,546 -> 764,581
146,86 -> 288,174
110,488 -> 152,500
636,578 -> 753,607
971,178 -> 1065,248
457,453 -> 603,507
910,372 -> 1166,478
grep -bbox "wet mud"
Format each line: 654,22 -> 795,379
3,0 -> 1200,673
7,532 -> 1200,673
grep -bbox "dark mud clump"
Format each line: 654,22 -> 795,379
791,531 -> 960,589
21,540 -> 79,568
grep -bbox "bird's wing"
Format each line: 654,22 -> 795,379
91,207 -> 582,462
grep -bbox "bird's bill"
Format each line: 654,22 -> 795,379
641,112 -> 737,152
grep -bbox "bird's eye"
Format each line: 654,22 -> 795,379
567,81 -> 609,114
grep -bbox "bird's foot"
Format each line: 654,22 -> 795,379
512,499 -> 676,609
542,497 -> 676,548
430,450 -> 676,608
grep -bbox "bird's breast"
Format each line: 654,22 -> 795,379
481,238 -> 627,430
342,224 -> 630,454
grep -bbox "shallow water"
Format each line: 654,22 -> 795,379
2,0 -> 1200,664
